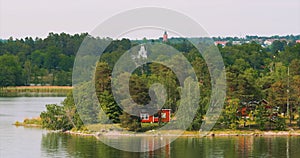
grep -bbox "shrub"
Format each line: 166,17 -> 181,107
119,112 -> 141,132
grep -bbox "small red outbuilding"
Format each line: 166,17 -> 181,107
140,109 -> 171,123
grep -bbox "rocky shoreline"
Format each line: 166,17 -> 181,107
209,131 -> 300,137
15,123 -> 300,137
61,129 -> 300,138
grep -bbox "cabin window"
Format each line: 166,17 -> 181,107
140,113 -> 149,120
161,113 -> 166,118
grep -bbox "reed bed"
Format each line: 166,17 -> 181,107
0,86 -> 72,97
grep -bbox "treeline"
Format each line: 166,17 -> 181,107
98,39 -> 300,131
0,33 -> 136,87
213,34 -> 300,42
2,33 -> 300,131
0,33 -> 87,86
40,34 -> 300,132
219,42 -> 300,130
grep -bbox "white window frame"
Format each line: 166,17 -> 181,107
140,113 -> 149,120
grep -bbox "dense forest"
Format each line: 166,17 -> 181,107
1,33 -> 300,131
0,33 -> 87,86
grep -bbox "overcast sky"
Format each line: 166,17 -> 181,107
0,0 -> 299,39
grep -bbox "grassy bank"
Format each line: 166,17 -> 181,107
0,86 -> 72,97
14,120 -> 300,137
14,117 -> 42,127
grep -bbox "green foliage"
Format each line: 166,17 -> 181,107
99,91 -> 122,123
221,99 -> 240,130
73,82 -> 100,124
40,104 -> 71,130
176,77 -> 200,130
129,74 -> 151,105
23,117 -> 42,125
0,33 -> 87,86
273,117 -> 286,131
62,92 -> 84,130
94,62 -> 121,123
149,63 -> 180,111
119,112 -> 141,132
0,54 -> 24,86
2,33 -> 300,131
95,62 -> 112,93
40,92 -> 83,131
271,40 -> 286,53
140,123 -> 160,132
250,101 -> 286,131
254,104 -> 269,130
297,107 -> 300,128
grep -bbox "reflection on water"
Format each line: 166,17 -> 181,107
41,133 -> 172,158
97,135 -> 173,152
0,97 -> 65,158
41,133 -> 300,158
1,97 -> 300,158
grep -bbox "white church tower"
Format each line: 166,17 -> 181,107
137,45 -> 147,59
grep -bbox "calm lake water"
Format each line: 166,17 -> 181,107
1,97 -> 300,158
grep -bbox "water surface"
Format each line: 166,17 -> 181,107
0,97 -> 65,158
1,97 -> 300,158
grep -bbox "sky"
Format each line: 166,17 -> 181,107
0,0 -> 299,39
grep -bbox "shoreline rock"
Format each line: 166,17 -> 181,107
61,130 -> 300,138
15,123 -> 300,137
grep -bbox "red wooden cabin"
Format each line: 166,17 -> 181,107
239,99 -> 271,117
140,109 -> 171,123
